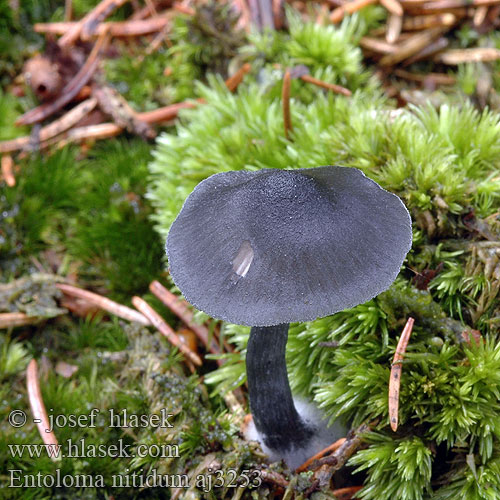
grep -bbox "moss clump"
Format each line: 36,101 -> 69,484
148,14 -> 500,499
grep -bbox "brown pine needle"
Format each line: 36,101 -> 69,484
379,27 -> 446,66
434,47 -> 500,64
380,0 -> 403,16
1,155 -> 15,186
386,14 -> 403,44
282,69 -> 292,140
27,359 -> 61,462
56,283 -> 150,325
389,317 -> 415,432
225,63 -> 252,92
149,280 -> 221,355
132,296 -> 202,366
59,0 -> 129,47
35,18 -> 169,37
331,486 -> 363,500
0,312 -> 40,329
0,98 -> 97,154
300,74 -> 352,96
295,437 -> 347,472
330,0 -> 377,24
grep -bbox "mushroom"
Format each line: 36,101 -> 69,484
166,166 -> 412,468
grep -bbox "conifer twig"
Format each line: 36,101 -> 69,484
314,422 -> 373,488
16,31 -> 110,126
282,69 -> 292,140
132,296 -> 203,366
27,359 -> 61,462
56,283 -> 151,325
295,437 -> 347,472
1,155 -> 15,186
149,280 -> 221,355
389,317 -> 415,431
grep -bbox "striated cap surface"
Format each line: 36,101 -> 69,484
166,166 -> 412,326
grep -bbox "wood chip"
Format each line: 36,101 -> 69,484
330,0 -> 377,23
0,312 -> 40,329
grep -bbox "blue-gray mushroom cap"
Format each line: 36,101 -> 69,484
166,166 -> 412,327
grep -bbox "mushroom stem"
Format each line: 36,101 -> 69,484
246,324 -> 313,451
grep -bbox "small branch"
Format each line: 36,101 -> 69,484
27,360 -> 61,462
1,155 -> 15,186
17,32 -> 110,126
56,283 -> 150,325
260,469 -> 289,488
132,296 -> 202,366
149,280 -> 221,355
282,70 -> 292,140
93,84 -> 156,139
389,317 -> 415,431
314,422 -> 373,488
296,437 -> 346,472
300,74 -> 352,96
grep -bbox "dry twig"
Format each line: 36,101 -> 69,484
389,317 -> 415,431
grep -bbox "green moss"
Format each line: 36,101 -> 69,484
148,16 -> 500,499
